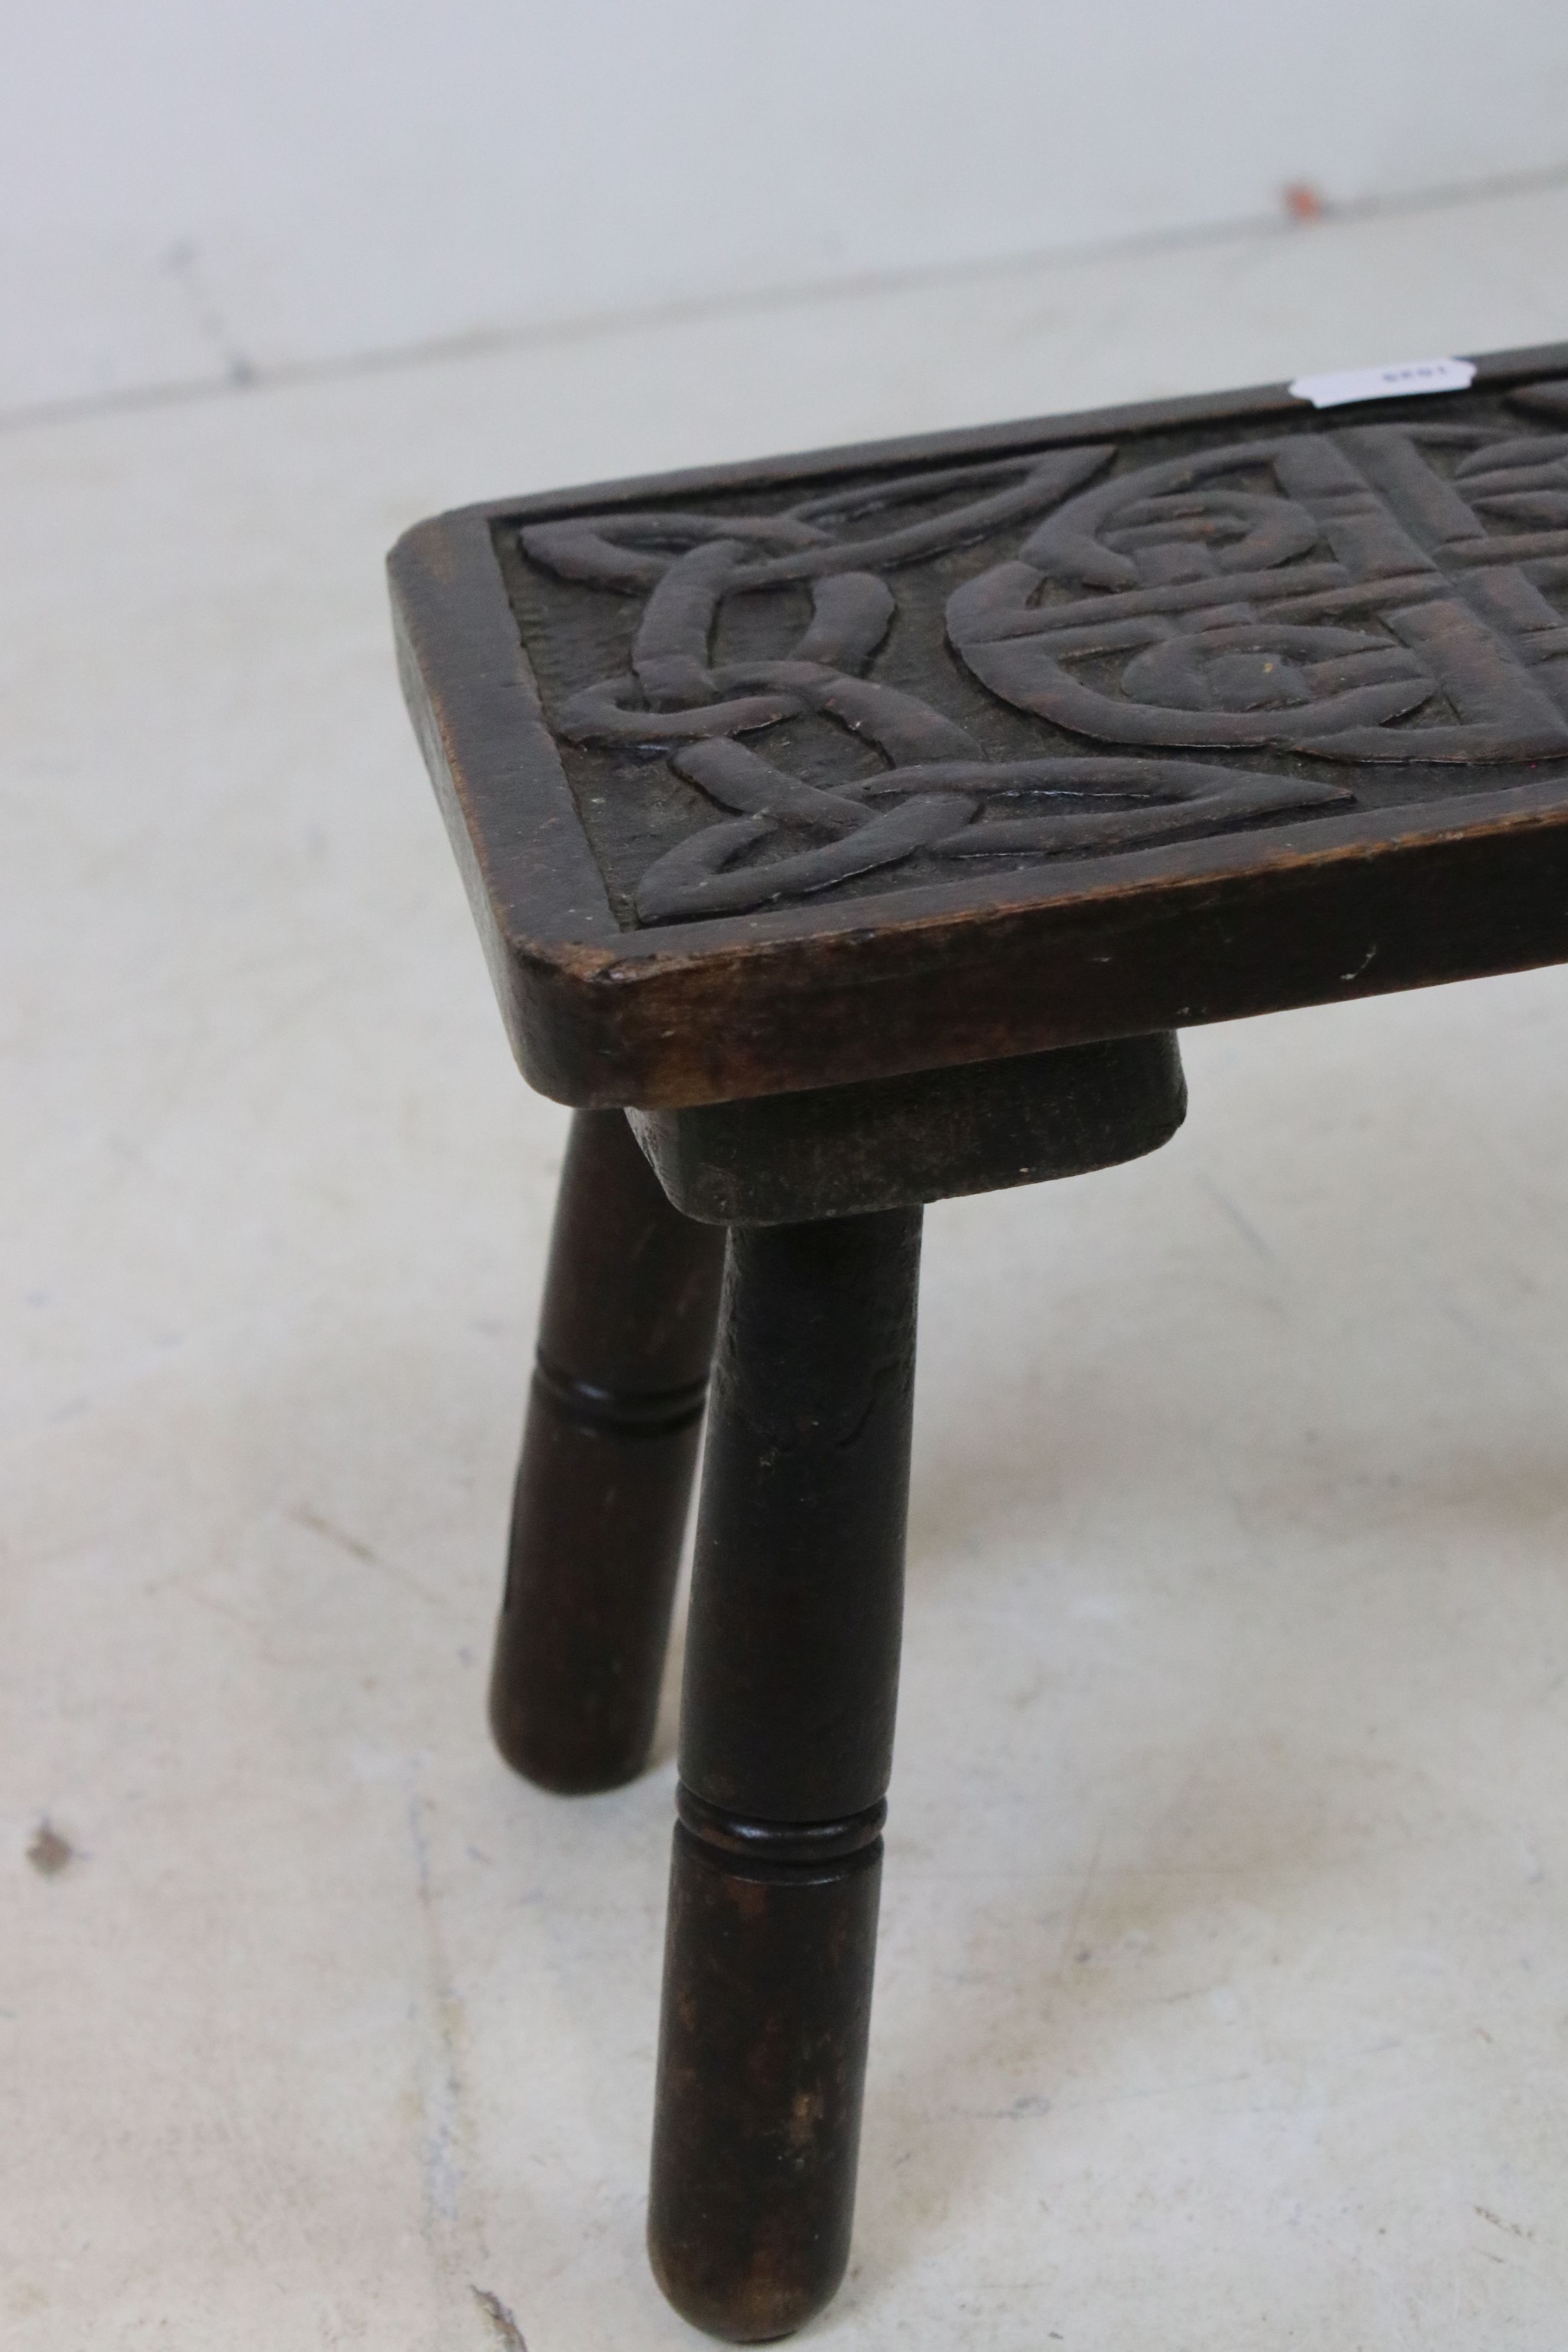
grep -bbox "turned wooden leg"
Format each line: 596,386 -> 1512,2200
649,1209 -> 922,2341
490,1110 -> 726,1794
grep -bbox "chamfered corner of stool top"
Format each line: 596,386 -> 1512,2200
387,340 -> 1568,1114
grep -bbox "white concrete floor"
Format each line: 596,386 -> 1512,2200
7,184 -> 1568,2348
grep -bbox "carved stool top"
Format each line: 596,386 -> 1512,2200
390,342 -> 1568,1109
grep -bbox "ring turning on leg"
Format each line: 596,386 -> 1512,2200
649,1210 -> 922,2339
490,1110 -> 726,1794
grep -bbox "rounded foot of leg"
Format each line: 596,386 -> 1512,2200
648,1818 -> 882,2340
489,1378 -> 705,1794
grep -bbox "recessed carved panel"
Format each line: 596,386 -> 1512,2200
497,378 -> 1568,927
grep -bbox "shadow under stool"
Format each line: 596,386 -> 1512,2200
390,339 -> 1568,2339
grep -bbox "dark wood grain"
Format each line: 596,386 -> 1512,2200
389,342 -> 1568,1110
387,345 -> 1568,2341
648,1210 -> 920,2337
630,1031 -> 1184,1223
649,1815 -> 883,2342
489,1110 -> 724,1792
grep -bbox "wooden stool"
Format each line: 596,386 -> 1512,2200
390,342 -> 1568,2339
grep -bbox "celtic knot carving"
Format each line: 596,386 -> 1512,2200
950,417 -> 1568,763
518,383 -> 1568,924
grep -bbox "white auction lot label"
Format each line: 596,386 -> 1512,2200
1288,357 -> 1476,409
